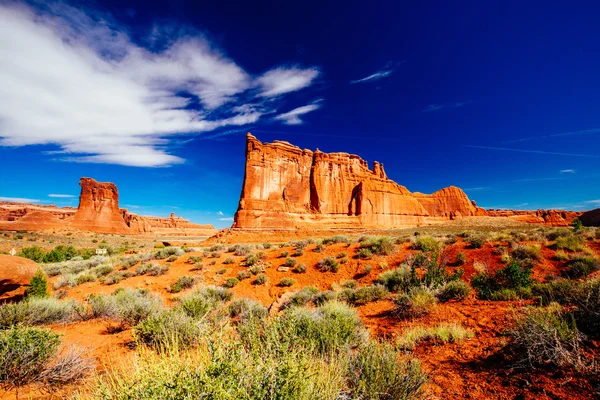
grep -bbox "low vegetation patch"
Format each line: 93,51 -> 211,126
397,323 -> 473,350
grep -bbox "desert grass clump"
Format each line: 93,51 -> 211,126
347,341 -> 426,399
146,263 -> 169,276
89,288 -> 163,329
378,264 -> 416,293
337,285 -> 389,305
454,252 -> 466,266
317,256 -> 339,272
393,288 -> 438,318
322,235 -> 350,245
278,277 -> 296,287
227,298 -> 267,322
437,280 -> 471,302
510,303 -> 583,368
177,286 -> 232,319
411,235 -> 442,253
169,276 -> 197,293
511,245 -> 542,263
292,263 -> 307,273
223,278 -> 239,288
233,245 -> 252,256
222,257 -> 234,265
154,246 -> 184,260
253,273 -> 267,285
396,322 -> 473,350
237,270 -> 251,280
133,310 -> 202,349
549,235 -> 586,252
0,298 -> 85,328
467,236 -> 485,249
359,236 -> 396,256
284,257 -> 297,267
563,255 -> 599,279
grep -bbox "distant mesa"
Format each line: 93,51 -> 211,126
233,133 -> 580,229
0,177 -> 216,236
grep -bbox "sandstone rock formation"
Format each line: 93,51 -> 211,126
0,178 -> 216,236
234,133 -> 484,229
579,208 -> 600,227
71,178 -> 131,234
485,209 -> 580,227
0,254 -> 39,303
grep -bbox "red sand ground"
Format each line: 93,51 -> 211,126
3,235 -> 600,399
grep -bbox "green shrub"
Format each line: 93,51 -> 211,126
292,263 -> 307,273
18,246 -> 45,262
467,237 -> 485,249
322,235 -> 350,245
216,268 -> 227,275
0,326 -> 60,392
411,236 -> 441,252
490,288 -> 518,301
0,298 -> 85,328
147,263 -> 169,276
89,289 -> 163,328
347,341 -> 426,399
253,274 -> 267,285
563,256 -> 599,279
569,278 -> 600,337
437,280 -> 471,301
510,304 -> 583,368
337,285 -> 388,305
24,269 -> 50,299
263,242 -> 272,249
278,277 -> 295,287
177,286 -> 231,319
245,253 -> 259,266
228,298 -> 267,321
186,256 -> 202,264
378,264 -> 416,293
511,245 -> 542,262
233,245 -> 252,256
169,276 -> 196,293
237,270 -> 250,280
287,286 -> 321,307
359,236 -> 395,256
471,261 -> 532,299
279,301 -> 367,354
356,248 -> 373,259
393,288 -> 438,318
284,257 -> 297,267
42,245 -> 79,263
341,280 -> 357,289
396,322 -> 473,350
550,236 -> 585,252
134,310 -> 202,349
317,256 -> 339,272
223,278 -> 239,288
154,247 -> 184,260
454,252 -> 466,266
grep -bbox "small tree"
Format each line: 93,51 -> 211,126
572,219 -> 583,232
24,270 -> 49,299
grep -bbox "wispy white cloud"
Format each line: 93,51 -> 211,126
257,67 -> 319,97
423,104 -> 444,112
219,217 -> 234,221
463,187 -> 492,192
217,211 -> 224,216
512,177 -> 564,182
0,2 -> 320,167
274,102 -> 321,125
0,196 -> 40,203
504,128 -> 600,144
48,194 -> 76,198
560,169 -> 576,174
349,63 -> 399,84
423,100 -> 471,113
465,145 -> 600,158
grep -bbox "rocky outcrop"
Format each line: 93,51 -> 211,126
233,133 -> 480,229
485,209 -> 581,227
70,178 -> 131,234
579,208 -> 600,227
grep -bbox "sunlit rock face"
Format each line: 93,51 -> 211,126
233,133 -> 482,229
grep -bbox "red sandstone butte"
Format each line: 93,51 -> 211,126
233,133 -> 486,229
70,178 -> 131,234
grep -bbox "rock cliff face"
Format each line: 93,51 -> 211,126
485,209 -> 580,227
71,178 -> 131,234
233,133 -> 481,229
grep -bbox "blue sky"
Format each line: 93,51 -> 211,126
1,0 -> 599,228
